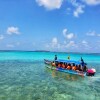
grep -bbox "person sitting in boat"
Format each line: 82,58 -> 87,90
58,62 -> 61,68
77,65 -> 82,71
82,65 -> 88,72
66,64 -> 71,70
72,63 -> 77,71
65,63 -> 68,69
55,61 -> 58,66
51,61 -> 56,67
60,62 -> 63,68
75,65 -> 78,70
62,63 -> 65,68
54,55 -> 58,66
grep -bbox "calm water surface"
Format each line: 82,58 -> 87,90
0,51 -> 100,100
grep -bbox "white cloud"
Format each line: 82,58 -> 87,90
97,34 -> 100,37
7,44 -> 14,48
81,40 -> 92,51
51,37 -> 58,47
83,0 -> 100,5
66,33 -> 74,39
6,42 -> 20,48
82,40 -> 89,47
86,31 -> 100,37
7,26 -> 20,35
66,41 -> 78,48
63,28 -> 75,39
0,35 -> 4,40
66,8 -> 71,15
36,0 -> 63,10
71,0 -> 81,7
69,0 -> 85,17
82,40 -> 88,44
86,31 -> 96,36
45,37 -> 61,50
73,5 -> 85,17
63,28 -> 67,35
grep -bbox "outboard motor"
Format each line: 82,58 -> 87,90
86,68 -> 96,76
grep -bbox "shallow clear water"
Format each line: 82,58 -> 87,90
0,51 -> 100,100
0,51 -> 100,63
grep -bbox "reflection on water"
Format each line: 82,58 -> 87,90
45,66 -> 84,81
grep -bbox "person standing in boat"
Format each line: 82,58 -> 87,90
83,65 -> 88,72
54,55 -> 57,60
81,57 -> 88,72
54,55 -> 58,67
81,57 -> 85,67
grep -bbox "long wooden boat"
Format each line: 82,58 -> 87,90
44,59 -> 96,76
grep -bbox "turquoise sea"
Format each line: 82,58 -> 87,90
0,51 -> 100,100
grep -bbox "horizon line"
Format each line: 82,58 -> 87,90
0,50 -> 100,54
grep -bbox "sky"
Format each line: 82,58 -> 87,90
0,0 -> 100,53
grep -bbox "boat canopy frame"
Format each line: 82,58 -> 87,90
55,59 -> 81,65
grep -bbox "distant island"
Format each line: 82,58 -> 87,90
0,50 -> 50,52
34,50 -> 50,52
0,50 -> 100,55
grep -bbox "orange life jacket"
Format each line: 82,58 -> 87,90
72,66 -> 77,70
67,66 -> 71,70
62,64 -> 65,68
58,64 -> 61,68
